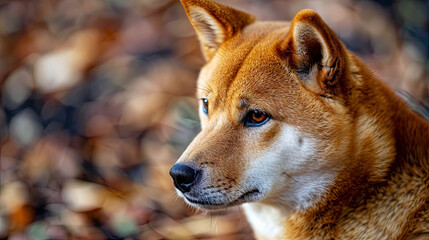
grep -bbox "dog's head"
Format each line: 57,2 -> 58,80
170,0 -> 361,210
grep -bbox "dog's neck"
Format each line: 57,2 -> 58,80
349,54 -> 429,175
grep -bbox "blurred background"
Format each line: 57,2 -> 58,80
0,0 -> 428,239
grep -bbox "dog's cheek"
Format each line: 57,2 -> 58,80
243,124 -> 318,192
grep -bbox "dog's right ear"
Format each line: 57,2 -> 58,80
181,0 -> 255,61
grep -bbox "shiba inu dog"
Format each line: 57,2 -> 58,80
169,0 -> 429,239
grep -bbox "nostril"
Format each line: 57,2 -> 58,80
169,163 -> 199,193
176,170 -> 196,184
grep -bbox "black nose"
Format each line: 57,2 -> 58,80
169,163 -> 199,193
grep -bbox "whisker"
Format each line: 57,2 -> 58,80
284,171 -> 300,184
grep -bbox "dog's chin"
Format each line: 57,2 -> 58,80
181,189 -> 263,210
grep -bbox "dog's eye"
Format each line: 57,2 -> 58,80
201,98 -> 208,115
245,110 -> 270,127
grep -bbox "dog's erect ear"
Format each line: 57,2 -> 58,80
181,0 -> 255,60
283,9 -> 347,96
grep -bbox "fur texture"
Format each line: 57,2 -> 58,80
173,0 -> 429,239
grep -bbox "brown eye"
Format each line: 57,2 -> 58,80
252,110 -> 267,122
245,110 -> 270,127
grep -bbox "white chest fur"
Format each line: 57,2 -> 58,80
242,203 -> 288,240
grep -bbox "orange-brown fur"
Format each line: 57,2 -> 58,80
176,0 -> 429,239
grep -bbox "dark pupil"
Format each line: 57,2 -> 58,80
252,110 -> 265,122
203,99 -> 208,108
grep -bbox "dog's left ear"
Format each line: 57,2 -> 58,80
181,0 -> 255,61
282,9 -> 347,96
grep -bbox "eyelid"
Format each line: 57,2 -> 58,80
241,107 -> 266,120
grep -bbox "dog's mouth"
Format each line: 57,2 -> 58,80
183,189 -> 261,209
